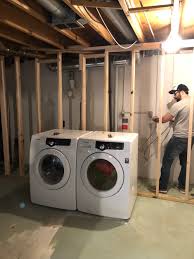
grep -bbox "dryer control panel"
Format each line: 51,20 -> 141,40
96,141 -> 124,151
46,138 -> 71,147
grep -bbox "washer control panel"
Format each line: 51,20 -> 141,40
46,138 -> 71,147
96,141 -> 124,151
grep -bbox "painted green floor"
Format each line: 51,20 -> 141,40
0,176 -> 194,259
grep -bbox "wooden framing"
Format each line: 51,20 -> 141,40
0,1 -> 65,49
155,51 -> 165,197
63,0 -> 115,45
185,51 -> 194,199
15,56 -> 25,176
118,0 -> 145,42
80,54 -> 87,130
57,52 -> 63,129
71,0 -> 122,9
35,58 -> 42,133
0,56 -> 11,176
129,51 -> 136,132
104,51 -> 109,131
7,0 -> 90,47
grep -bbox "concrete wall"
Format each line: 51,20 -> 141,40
4,53 -> 194,183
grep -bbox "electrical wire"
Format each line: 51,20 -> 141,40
143,125 -> 172,161
96,8 -> 137,49
84,6 -> 101,24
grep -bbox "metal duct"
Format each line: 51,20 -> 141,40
36,0 -> 75,20
100,9 -> 136,42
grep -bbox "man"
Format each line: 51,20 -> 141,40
152,84 -> 194,194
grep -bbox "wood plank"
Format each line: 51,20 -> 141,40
15,56 -> 25,176
118,0 -> 145,42
63,0 -> 115,45
129,51 -> 136,132
71,0 -> 122,9
8,0 -> 90,47
57,52 -> 63,129
35,58 -> 42,133
155,51 -> 165,197
81,54 -> 87,130
138,191 -> 194,205
127,4 -> 173,13
0,22 -> 45,48
85,53 -> 105,59
104,51 -> 109,131
0,1 -> 65,49
0,56 -> 11,176
39,59 -> 58,64
185,51 -> 194,199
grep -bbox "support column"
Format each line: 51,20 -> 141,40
15,56 -> 25,176
0,56 -> 11,176
57,52 -> 63,129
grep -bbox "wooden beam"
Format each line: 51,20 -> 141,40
155,51 -> 165,197
85,53 -> 105,59
35,58 -> 42,133
0,1 -> 65,49
0,22 -> 49,48
127,4 -> 173,14
57,52 -> 63,129
0,56 -> 11,176
185,51 -> 194,199
118,0 -> 145,42
80,54 -> 87,130
138,191 -> 194,205
71,0 -> 122,9
39,59 -> 58,64
15,56 -> 25,176
63,0 -> 115,45
8,0 -> 90,47
129,51 -> 136,132
104,51 -> 109,131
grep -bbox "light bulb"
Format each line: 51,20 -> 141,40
162,33 -> 182,53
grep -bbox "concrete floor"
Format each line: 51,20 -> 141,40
0,176 -> 194,259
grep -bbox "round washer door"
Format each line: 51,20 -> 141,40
33,148 -> 71,190
80,152 -> 124,198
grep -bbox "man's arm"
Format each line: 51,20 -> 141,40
152,112 -> 174,123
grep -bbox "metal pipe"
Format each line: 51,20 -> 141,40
36,0 -> 75,20
100,9 -> 136,42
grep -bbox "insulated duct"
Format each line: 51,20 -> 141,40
36,0 -> 76,21
100,9 -> 136,42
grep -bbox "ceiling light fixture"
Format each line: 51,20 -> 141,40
162,0 -> 182,53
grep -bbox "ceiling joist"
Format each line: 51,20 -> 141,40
118,0 -> 145,42
7,0 -> 90,47
127,4 -> 173,14
70,0 -> 122,9
0,23 -> 48,48
63,0 -> 115,45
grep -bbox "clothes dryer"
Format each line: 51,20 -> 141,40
76,131 -> 138,219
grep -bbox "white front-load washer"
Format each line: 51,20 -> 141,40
30,129 -> 91,210
77,131 -> 138,219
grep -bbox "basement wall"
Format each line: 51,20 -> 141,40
4,52 -> 194,184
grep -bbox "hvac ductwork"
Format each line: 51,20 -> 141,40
36,0 -> 76,22
100,9 -> 136,42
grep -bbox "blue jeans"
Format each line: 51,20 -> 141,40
160,136 -> 194,189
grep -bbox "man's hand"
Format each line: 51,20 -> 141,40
152,116 -> 159,123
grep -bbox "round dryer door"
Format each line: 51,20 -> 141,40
80,152 -> 124,198
33,148 -> 70,190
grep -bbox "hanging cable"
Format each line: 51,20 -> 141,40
96,8 -> 137,49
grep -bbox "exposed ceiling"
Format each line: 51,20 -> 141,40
0,0 -> 194,56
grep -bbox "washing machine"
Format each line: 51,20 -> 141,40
76,131 -> 138,219
30,129 -> 91,210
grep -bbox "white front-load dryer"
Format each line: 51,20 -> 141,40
77,131 -> 138,219
30,129 -> 91,210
